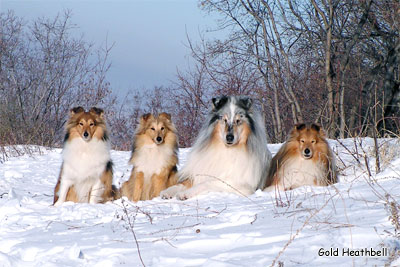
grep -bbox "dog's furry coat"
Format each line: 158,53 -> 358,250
53,107 -> 116,206
264,123 -> 337,191
120,113 -> 178,201
161,96 -> 271,200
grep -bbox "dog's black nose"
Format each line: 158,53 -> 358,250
226,134 -> 234,143
304,148 -> 310,154
83,132 -> 89,138
156,136 -> 162,142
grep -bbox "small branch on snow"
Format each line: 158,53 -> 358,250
250,214 -> 258,225
271,190 -> 339,267
148,223 -> 201,236
121,198 -> 146,267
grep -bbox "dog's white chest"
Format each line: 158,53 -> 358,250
181,144 -> 259,189
134,144 -> 171,177
280,157 -> 325,187
62,138 -> 110,181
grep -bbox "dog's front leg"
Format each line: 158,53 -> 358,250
175,182 -> 208,200
160,184 -> 186,199
54,178 -> 72,207
150,169 -> 168,199
160,179 -> 192,199
89,179 -> 105,204
132,171 -> 144,202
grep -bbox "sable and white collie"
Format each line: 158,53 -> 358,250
161,95 -> 272,200
53,107 -> 116,206
120,113 -> 179,201
264,123 -> 337,191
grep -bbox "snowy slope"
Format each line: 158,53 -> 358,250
0,138 -> 400,266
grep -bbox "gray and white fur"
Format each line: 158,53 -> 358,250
161,95 -> 272,200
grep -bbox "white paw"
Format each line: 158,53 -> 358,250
160,187 -> 178,199
175,190 -> 192,201
53,200 -> 63,207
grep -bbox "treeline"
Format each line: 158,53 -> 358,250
1,0 -> 399,150
0,11 -> 115,147
189,0 -> 400,142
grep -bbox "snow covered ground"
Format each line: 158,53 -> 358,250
1,138 -> 400,266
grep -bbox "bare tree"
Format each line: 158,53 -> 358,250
0,10 -> 113,146
196,0 -> 400,140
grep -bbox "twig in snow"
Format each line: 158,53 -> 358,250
336,138 -> 362,165
121,198 -> 146,267
270,190 -> 339,267
250,214 -> 258,225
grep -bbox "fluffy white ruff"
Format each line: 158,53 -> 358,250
132,143 -> 174,186
161,142 -> 263,200
54,137 -> 111,206
264,156 -> 326,191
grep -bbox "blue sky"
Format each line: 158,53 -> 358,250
2,0 -> 222,95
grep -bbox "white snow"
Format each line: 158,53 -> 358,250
1,138 -> 400,266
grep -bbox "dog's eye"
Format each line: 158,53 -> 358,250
311,140 -> 316,144
223,118 -> 228,123
300,139 -> 305,143
90,123 -> 94,126
79,122 -> 84,126
236,119 -> 241,124
161,127 -> 164,131
151,128 -> 155,131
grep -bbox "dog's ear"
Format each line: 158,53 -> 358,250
90,107 -> 104,118
140,113 -> 154,123
211,96 -> 228,111
70,106 -> 85,116
289,123 -> 305,137
295,123 -> 306,131
159,112 -> 171,121
311,123 -> 326,137
238,96 -> 253,110
310,123 -> 321,132
318,128 -> 326,138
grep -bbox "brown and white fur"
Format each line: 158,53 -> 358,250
264,123 -> 337,191
53,107 -> 116,206
161,96 -> 271,200
120,113 -> 178,201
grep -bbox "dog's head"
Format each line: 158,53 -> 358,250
67,107 -> 105,142
210,96 -> 253,147
289,123 -> 325,159
140,112 -> 172,145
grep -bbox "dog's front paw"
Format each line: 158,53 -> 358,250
175,190 -> 192,201
53,200 -> 63,207
160,187 -> 177,199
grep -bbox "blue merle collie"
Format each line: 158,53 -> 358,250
161,96 -> 272,200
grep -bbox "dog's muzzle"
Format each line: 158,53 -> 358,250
83,131 -> 90,141
155,136 -> 163,144
226,134 -> 234,145
302,148 -> 312,159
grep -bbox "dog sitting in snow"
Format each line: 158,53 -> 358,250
120,113 -> 179,201
53,107 -> 116,206
264,123 -> 337,191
